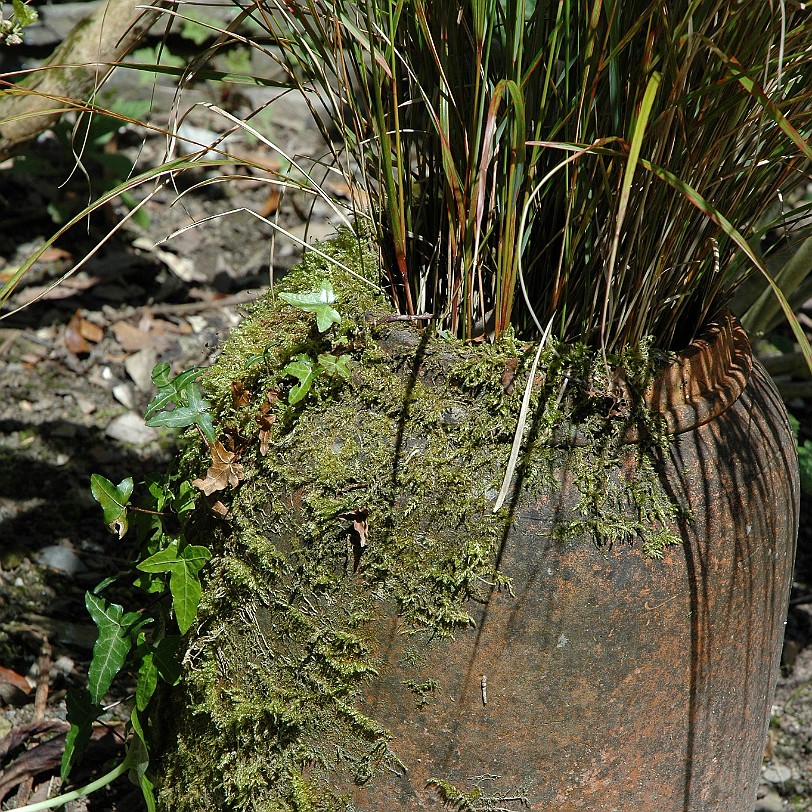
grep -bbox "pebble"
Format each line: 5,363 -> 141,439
37,544 -> 86,576
763,764 -> 793,784
754,790 -> 785,811
125,348 -> 158,392
0,714 -> 12,739
105,412 -> 159,445
112,382 -> 136,410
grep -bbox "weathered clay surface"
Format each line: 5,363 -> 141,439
351,359 -> 798,811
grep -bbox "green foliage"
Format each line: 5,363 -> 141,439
282,354 -> 318,405
90,475 -> 133,538
177,7 -> 222,46
61,689 -> 101,781
789,413 -> 812,495
278,281 -> 342,333
11,98 -> 154,229
129,45 -> 186,85
145,363 -> 216,443
271,281 -> 353,404
137,540 -> 211,633
798,440 -> 812,496
85,592 -> 144,703
62,363 -> 219,809
0,0 -> 38,45
249,0 -> 812,355
282,352 -> 351,405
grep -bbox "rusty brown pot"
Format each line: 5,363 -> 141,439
350,311 -> 799,811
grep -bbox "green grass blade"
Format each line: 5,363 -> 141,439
639,156 -> 812,373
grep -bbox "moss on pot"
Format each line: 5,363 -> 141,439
152,230 -> 680,811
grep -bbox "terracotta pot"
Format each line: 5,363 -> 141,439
155,309 -> 798,812
348,311 -> 798,811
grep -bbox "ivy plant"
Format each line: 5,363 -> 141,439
23,289 -> 355,812
23,365 -> 220,812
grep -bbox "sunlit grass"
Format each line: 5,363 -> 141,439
240,0 -> 812,353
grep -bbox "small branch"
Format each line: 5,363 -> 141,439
0,0 -> 166,161
368,313 -> 435,324
128,506 -> 167,516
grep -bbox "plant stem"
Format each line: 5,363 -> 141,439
11,759 -> 129,812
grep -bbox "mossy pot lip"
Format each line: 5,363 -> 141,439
634,307 -> 752,439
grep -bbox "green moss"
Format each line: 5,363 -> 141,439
426,778 -> 530,812
153,229 -> 681,810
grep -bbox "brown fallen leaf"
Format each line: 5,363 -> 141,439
210,500 -> 229,518
37,246 -> 73,263
259,187 -> 282,218
78,318 -> 103,344
255,390 -> 278,456
16,274 -> 101,305
231,380 -> 251,408
193,441 -> 245,496
61,310 -> 102,359
0,665 -> 31,695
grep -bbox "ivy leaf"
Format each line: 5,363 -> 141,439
61,687 -> 101,780
278,281 -> 341,332
90,474 -> 133,538
146,383 -> 216,443
153,635 -> 183,685
137,541 -> 212,633
144,364 -> 202,420
127,723 -> 157,812
145,366 -> 216,442
317,353 -> 352,379
136,650 -> 158,712
85,592 -> 141,704
171,479 -> 197,521
283,354 -> 316,404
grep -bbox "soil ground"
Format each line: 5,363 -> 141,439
1,12 -> 812,811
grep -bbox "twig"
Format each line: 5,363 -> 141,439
368,313 -> 435,324
138,288 -> 265,318
10,639 -> 52,809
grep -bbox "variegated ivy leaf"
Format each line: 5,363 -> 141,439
278,281 -> 341,332
137,541 -> 212,633
85,592 -> 142,704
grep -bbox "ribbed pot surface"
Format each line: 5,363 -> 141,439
350,314 -> 799,811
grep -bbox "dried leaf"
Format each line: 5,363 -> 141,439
231,381 -> 251,408
210,501 -> 229,518
38,246 -> 73,263
78,318 -> 103,344
501,358 -> 518,393
257,424 -> 274,456
339,507 -> 369,548
111,321 -> 151,352
259,188 -> 282,218
255,391 -> 278,456
64,310 -> 89,355
0,665 -> 31,695
193,441 -> 245,496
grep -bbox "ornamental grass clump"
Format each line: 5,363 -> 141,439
250,0 -> 812,354
13,3 -> 812,810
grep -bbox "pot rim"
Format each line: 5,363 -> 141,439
640,307 -> 752,437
